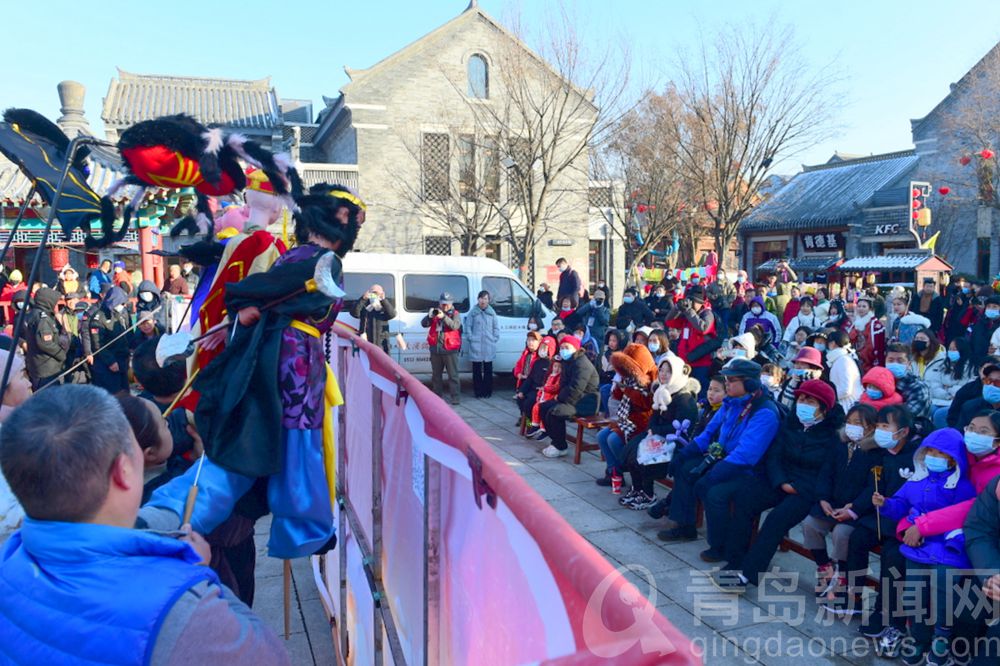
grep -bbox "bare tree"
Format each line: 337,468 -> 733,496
664,21 -> 841,258
443,5 -> 638,279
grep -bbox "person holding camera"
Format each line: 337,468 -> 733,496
422,292 -> 463,405
659,359 -> 781,554
351,284 -> 396,354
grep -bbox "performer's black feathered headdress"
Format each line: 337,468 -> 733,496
293,183 -> 365,257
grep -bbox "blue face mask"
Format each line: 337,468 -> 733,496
874,429 -> 898,449
648,342 -> 661,353
796,403 -> 819,424
963,287 -> 971,295
984,384 -> 1000,405
814,343 -> 827,353
947,350 -> 961,363
987,309 -> 1000,320
965,431 -> 997,457
924,454 -> 951,474
866,387 -> 884,400
623,296 -> 635,304
886,363 -> 907,379
559,348 -> 574,361
731,349 -> 747,358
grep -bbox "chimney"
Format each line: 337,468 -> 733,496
56,81 -> 92,138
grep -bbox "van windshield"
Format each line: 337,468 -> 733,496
403,275 -> 470,313
482,276 -> 534,318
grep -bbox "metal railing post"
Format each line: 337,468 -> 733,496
337,342 -> 349,661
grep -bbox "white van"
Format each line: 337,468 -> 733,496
340,253 -> 552,375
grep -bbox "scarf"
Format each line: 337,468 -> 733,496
616,378 -> 645,439
853,311 -> 874,332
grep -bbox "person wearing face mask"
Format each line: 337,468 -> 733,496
710,379 -> 844,593
760,364 -> 784,400
926,338 -> 977,429
802,403 -> 879,609
909,277 -> 945,334
778,346 -> 825,410
554,258 -> 582,309
644,282 -> 672,320
466,290 -> 500,399
85,286 -> 133,393
884,343 -> 933,421
844,405 -> 920,647
957,361 -> 1000,431
598,329 -> 624,416
572,288 -> 610,345
615,288 -> 654,331
537,335 -> 599,458
944,277 -> 973,343
135,279 -> 166,332
871,428 -> 975,665
782,297 -> 819,344
974,296 -> 1000,362
645,329 -> 671,366
889,293 -> 931,346
516,335 -> 554,426
846,295 -> 886,374
909,327 -> 944,379
859,366 -> 904,410
664,286 -> 719,398
738,296 -> 782,342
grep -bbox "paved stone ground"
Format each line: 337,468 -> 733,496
451,377 -> 888,666
253,517 -> 336,666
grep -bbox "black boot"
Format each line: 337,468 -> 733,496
646,493 -> 671,519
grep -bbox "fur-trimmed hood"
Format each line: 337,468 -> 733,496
611,343 -> 658,387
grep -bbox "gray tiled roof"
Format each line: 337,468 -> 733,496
757,255 -> 842,273
102,70 -> 281,130
741,151 -> 919,232
839,254 -> 936,270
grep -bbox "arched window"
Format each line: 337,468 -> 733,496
468,54 -> 489,99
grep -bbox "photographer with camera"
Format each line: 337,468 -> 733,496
659,360 -> 781,556
351,284 -> 396,353
421,292 -> 463,405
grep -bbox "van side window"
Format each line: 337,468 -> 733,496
482,276 -> 533,318
343,272 -> 395,313
403,275 -> 470,313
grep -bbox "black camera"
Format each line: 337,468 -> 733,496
688,453 -> 719,481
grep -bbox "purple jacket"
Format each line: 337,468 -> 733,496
879,428 -> 976,567
738,296 -> 782,342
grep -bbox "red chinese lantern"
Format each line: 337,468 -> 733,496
49,248 -> 69,271
960,155 -> 972,166
912,211 -> 920,220
912,200 -> 922,209
911,188 -> 922,197
938,186 -> 950,195
982,149 -> 996,160
636,204 -> 648,213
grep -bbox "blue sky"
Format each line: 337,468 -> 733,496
8,0 -> 1000,174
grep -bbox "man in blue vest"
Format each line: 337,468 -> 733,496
0,385 -> 288,665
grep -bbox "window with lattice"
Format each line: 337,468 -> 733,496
483,136 -> 500,202
458,135 -> 476,201
422,133 -> 450,202
424,236 -> 453,256
589,186 -> 612,209
507,137 -> 532,203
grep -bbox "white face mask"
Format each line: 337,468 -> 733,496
139,292 -> 154,303
114,304 -> 125,313
844,424 -> 866,442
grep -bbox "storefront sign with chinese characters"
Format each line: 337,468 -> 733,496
799,232 -> 844,252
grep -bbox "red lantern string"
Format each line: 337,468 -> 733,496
960,156 -> 972,166
938,186 -> 950,195
912,211 -> 920,220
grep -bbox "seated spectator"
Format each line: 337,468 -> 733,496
526,356 -> 562,439
710,380 -> 844,593
780,325 -> 812,366
910,327 -> 944,379
513,331 -> 542,394
803,403 -> 879,605
957,358 -> 1000,431
548,317 -> 565,338
946,355 -> 1000,428
645,329 -> 671,366
598,329 -> 624,416
516,335 -> 553,424
783,297 -> 820,339
538,335 -> 599,458
632,325 -> 654,346
885,343 -> 933,421
825,330 -> 862,412
760,363 -> 784,400
659,360 -> 780,546
0,385 -> 289,664
859,366 -> 904,411
595,343 -> 657,494
0,348 -> 31,539
926,337 -> 977,429
738,295 -> 782,342
615,288 -> 654,332
872,428 -> 975,665
778,346 -> 824,410
844,405 -> 920,648
571,323 -> 600,368
556,296 -> 577,325
889,293 -> 931,345
620,354 -> 699,508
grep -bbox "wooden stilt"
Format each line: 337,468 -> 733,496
283,560 -> 292,640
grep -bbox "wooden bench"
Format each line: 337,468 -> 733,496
572,416 -> 613,464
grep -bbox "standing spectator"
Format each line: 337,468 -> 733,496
131,311 -> 162,348
909,277 -> 945,334
538,335 -> 599,458
136,280 -> 166,332
421,292 -> 462,405
847,295 -> 886,373
890,292 -> 931,345
664,286 -> 718,395
87,260 -> 112,299
866,285 -> 887,319
825,331 -> 862,412
0,385 -> 291,665
87,286 -> 132,394
351,284 -> 396,354
573,288 -> 610,346
536,283 -> 554,311
181,261 -> 199,293
644,283 -> 673,321
164,264 -> 190,296
56,265 -> 79,296
782,297 -> 819,342
555,257 -> 582,308
944,277 -> 973,343
23,288 -> 69,391
781,285 -> 803,328
822,300 -> 848,331
707,272 -> 737,335
615,288 -> 654,332
466,290 -> 500,399
112,261 -> 132,290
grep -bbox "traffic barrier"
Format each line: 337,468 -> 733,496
312,329 -> 701,665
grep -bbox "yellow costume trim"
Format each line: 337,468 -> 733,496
322,364 -> 343,511
289,320 -> 321,338
328,190 -> 367,210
